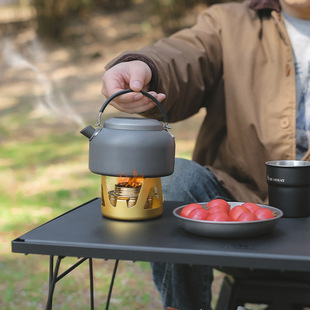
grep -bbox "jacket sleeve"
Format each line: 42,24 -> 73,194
106,6 -> 223,123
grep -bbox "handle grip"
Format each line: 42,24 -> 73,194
96,89 -> 169,128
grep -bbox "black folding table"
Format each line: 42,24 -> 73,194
11,198 -> 310,309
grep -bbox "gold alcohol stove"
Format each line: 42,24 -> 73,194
101,176 -> 163,220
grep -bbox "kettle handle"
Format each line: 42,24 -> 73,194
96,89 -> 170,129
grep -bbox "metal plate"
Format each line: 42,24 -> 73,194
173,202 -> 283,238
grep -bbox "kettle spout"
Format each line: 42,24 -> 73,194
80,125 -> 96,139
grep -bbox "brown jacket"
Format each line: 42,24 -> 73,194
107,0 -> 310,203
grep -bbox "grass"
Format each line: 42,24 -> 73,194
1,102 -> 215,309
1,126 -> 166,309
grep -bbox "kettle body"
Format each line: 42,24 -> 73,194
81,90 -> 175,177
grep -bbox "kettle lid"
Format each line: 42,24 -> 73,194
104,117 -> 163,131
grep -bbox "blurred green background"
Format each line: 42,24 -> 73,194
0,0 -> 235,309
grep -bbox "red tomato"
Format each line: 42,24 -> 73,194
207,212 -> 231,222
237,212 -> 258,222
229,205 -> 250,221
206,199 -> 230,213
208,205 -> 229,215
242,202 -> 261,214
180,203 -> 203,217
188,208 -> 210,220
255,208 -> 275,220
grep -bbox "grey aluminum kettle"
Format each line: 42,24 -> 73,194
81,89 -> 175,177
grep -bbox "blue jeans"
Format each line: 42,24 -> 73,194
151,158 -> 233,310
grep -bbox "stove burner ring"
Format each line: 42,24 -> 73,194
108,183 -> 154,208
114,184 -> 141,197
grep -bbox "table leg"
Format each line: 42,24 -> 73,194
45,256 -> 94,310
46,256 -> 63,310
89,258 -> 94,310
105,259 -> 119,310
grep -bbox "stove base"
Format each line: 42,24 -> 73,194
101,176 -> 163,220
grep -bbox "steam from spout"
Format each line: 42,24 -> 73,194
2,40 -> 85,127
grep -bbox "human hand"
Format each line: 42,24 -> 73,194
101,60 -> 166,113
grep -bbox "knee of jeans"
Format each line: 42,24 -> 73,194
163,158 -> 203,185
161,158 -> 231,202
161,158 -> 210,201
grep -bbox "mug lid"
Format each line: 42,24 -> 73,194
266,160 -> 310,167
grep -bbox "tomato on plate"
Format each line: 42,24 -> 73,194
237,212 -> 258,222
242,202 -> 261,213
208,205 -> 229,215
188,208 -> 210,220
229,205 -> 250,221
207,212 -> 231,222
206,199 -> 230,213
180,203 -> 203,218
255,208 -> 275,220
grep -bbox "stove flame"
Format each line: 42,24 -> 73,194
117,170 -> 144,188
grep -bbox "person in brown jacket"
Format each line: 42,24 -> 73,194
101,0 -> 310,309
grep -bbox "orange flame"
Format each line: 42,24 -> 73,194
117,170 -> 144,188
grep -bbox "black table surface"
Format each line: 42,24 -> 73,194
12,198 -> 310,272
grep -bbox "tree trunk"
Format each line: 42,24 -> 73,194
32,0 -> 87,41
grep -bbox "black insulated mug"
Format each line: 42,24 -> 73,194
266,160 -> 310,218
